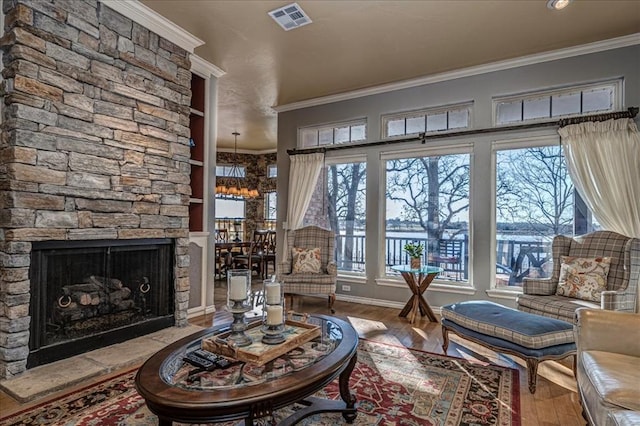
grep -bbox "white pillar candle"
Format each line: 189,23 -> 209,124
266,305 -> 283,325
265,282 -> 281,304
229,276 -> 247,301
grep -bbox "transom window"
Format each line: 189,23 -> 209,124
382,103 -> 472,138
494,80 -> 620,125
216,164 -> 246,177
299,119 -> 367,148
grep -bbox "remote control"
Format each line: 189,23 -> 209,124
215,357 -> 232,369
193,349 -> 220,363
183,352 -> 215,369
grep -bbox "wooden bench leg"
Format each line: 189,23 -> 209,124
525,358 -> 540,394
441,325 -> 450,354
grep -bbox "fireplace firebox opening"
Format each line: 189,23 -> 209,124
28,239 -> 175,368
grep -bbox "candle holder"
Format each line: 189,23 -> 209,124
261,279 -> 285,345
226,269 -> 252,347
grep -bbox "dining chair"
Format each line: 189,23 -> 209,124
233,230 -> 269,277
214,229 -> 231,278
262,230 -> 277,279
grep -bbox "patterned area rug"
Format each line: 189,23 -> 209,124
0,340 -> 520,425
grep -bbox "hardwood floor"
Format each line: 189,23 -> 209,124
197,293 -> 586,426
1,293 -> 585,425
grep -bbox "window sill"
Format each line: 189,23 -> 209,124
485,288 -> 522,300
337,274 -> 367,284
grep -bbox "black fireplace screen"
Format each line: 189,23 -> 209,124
29,239 -> 174,367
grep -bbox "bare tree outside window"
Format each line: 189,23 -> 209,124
385,153 -> 470,281
498,147 -> 574,236
327,162 -> 366,273
494,144 -> 598,288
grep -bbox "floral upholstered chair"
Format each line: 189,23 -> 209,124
276,226 -> 338,313
517,230 -> 640,323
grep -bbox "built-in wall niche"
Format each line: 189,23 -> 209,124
189,74 -> 206,232
28,239 -> 174,368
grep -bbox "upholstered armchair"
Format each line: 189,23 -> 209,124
575,308 -> 640,426
517,231 -> 639,323
276,226 -> 338,313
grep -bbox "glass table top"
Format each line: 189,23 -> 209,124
390,265 -> 443,274
159,316 -> 344,391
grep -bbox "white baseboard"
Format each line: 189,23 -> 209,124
335,293 -> 442,315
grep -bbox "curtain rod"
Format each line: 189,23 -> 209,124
287,107 -> 638,156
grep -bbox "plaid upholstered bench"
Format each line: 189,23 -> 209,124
441,300 -> 576,394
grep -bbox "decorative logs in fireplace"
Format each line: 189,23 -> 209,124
53,276 -> 140,324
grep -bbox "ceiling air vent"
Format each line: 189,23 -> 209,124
268,3 -> 312,31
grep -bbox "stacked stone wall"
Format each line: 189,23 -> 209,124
0,0 -> 192,378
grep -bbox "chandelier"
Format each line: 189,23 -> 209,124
215,132 -> 259,198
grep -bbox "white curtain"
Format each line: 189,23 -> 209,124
283,152 -> 325,257
559,118 -> 640,238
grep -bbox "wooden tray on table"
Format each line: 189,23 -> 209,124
201,318 -> 321,366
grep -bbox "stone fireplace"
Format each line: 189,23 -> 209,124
0,1 -> 193,377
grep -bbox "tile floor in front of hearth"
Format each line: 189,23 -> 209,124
0,324 -> 202,403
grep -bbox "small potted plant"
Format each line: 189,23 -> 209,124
404,241 -> 424,269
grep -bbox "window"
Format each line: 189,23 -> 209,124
265,191 -> 277,221
302,157 -> 367,275
299,119 -> 367,148
382,103 -> 472,138
216,164 -> 246,177
215,198 -> 246,241
494,80 -> 620,125
215,197 -> 245,218
267,164 -> 277,178
327,160 -> 367,274
493,138 -> 600,289
383,148 -> 471,283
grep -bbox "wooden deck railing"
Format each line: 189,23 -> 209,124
335,234 -> 549,285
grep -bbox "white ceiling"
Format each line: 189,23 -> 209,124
139,0 -> 640,151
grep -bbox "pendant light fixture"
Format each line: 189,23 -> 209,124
215,132 -> 259,199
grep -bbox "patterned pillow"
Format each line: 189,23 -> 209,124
292,247 -> 322,274
556,256 -> 611,301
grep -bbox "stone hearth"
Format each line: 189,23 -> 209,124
0,1 -> 193,377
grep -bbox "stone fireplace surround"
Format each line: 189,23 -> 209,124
0,1 -> 193,378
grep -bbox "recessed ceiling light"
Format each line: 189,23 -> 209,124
268,3 -> 312,31
547,0 -> 573,10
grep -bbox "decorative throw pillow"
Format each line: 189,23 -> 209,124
292,247 -> 322,274
556,256 -> 611,301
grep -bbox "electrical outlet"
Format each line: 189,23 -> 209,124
341,284 -> 351,292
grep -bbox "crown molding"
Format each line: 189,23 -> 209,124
191,54 -> 225,78
100,0 -> 204,53
217,147 -> 277,155
274,33 -> 640,113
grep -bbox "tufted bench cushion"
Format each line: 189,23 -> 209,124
441,300 -> 574,349
441,300 -> 576,393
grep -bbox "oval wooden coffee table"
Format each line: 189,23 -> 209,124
135,315 -> 358,425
